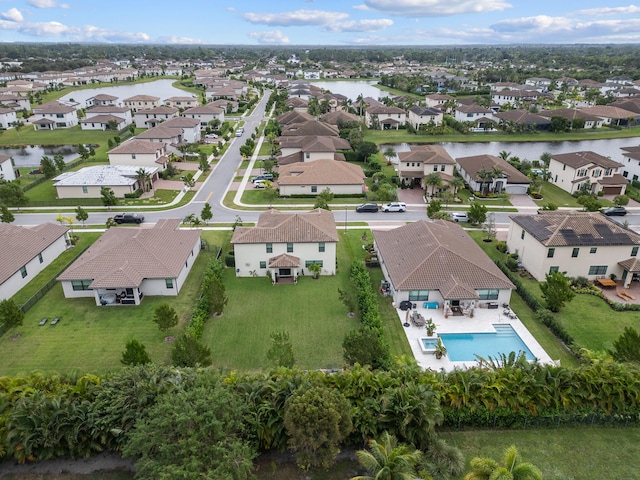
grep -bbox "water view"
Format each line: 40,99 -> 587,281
1,145 -> 79,167
58,79 -> 189,107
311,80 -> 390,101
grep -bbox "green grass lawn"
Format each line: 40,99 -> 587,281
533,182 -> 581,208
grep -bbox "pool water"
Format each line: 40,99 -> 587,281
439,324 -> 535,362
419,337 -> 438,352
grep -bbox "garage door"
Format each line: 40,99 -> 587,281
602,186 -> 622,195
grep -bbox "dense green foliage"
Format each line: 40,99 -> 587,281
120,339 -> 151,366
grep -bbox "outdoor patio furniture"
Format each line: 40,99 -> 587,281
596,277 -> 617,288
38,317 -> 48,326
51,317 -> 60,326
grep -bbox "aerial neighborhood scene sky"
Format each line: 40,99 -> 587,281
0,0 -> 639,45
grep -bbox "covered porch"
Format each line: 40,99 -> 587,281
267,253 -> 300,285
95,287 -> 144,306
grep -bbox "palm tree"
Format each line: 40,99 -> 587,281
475,167 -> 492,194
498,151 -> 511,162
464,445 -> 542,480
383,146 -> 396,165
450,176 -> 465,198
352,431 -> 423,480
490,166 -> 504,193
424,172 -> 443,198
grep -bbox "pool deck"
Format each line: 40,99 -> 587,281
396,304 -> 555,372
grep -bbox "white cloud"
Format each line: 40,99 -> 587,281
248,30 -> 290,44
243,9 -> 348,26
27,0 -> 69,8
364,0 -> 512,16
1,8 -> 23,22
353,4 -> 370,10
577,5 -> 640,16
326,18 -> 393,32
156,35 -> 205,45
491,15 -> 573,33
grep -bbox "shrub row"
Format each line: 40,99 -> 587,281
349,260 -> 383,332
123,189 -> 142,199
186,257 -> 225,339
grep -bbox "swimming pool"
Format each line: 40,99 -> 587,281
419,337 -> 438,352
439,324 -> 535,362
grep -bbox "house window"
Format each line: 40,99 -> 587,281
605,169 -> 612,176
56,113 -> 64,118
266,243 -> 272,253
311,186 -> 317,193
547,248 -> 555,258
632,247 -> 639,257
20,265 -> 27,278
38,253 -> 43,263
588,265 -> 608,275
305,260 -> 323,267
56,122 -> 66,128
408,290 -> 429,301
305,152 -> 310,159
521,229 -> 525,240
441,165 -> 446,171
131,153 -> 136,160
635,175 -> 639,181
563,164 -> 566,171
572,248 -> 579,258
433,165 -> 438,171
319,242 -> 325,253
82,186 -> 88,194
287,243 -> 293,253
71,279 -> 92,291
549,266 -> 559,274
165,279 -> 174,289
477,289 -> 499,300
260,261 -> 267,269
590,247 -> 597,254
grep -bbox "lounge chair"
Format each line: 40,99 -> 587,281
51,317 -> 60,326
38,317 -> 48,326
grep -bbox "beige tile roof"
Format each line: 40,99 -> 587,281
398,145 -> 455,165
182,104 -> 223,115
278,135 -> 350,152
269,253 -> 300,268
33,101 -> 75,114
231,209 -> 338,245
278,110 -> 314,125
134,106 -> 178,115
456,154 -> 531,185
511,212 -> 640,247
278,159 -> 365,186
123,95 -> 160,102
320,110 -> 359,125
57,219 -> 201,288
579,105 -> 637,119
372,220 -> 514,295
0,223 -> 69,285
108,139 -> 167,155
281,121 -> 339,137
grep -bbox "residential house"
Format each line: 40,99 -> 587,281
122,95 -> 161,112
81,105 -> 132,131
231,209 -> 338,281
397,145 -> 456,189
548,151 -> 627,195
320,110 -> 359,126
538,108 -> 604,129
133,106 -> 179,129
285,97 -> 309,111
57,219 -> 201,306
373,220 -> 514,309
86,94 -> 118,108
277,135 -> 350,165
0,223 -> 69,301
456,154 -> 531,194
424,93 -> 454,109
278,110 -> 314,127
408,106 -> 444,130
181,104 -> 225,128
508,212 -> 640,286
164,96 -> 199,110
277,159 -> 365,196
32,101 -> 78,130
280,120 -> 339,137
491,89 -> 553,108
0,154 -> 16,181
365,105 -> 407,130
0,108 -> 17,129
454,104 -> 495,124
493,110 -> 551,131
578,105 -> 637,126
0,93 -> 31,111
620,145 -> 640,181
53,165 -> 158,199
108,139 -> 170,170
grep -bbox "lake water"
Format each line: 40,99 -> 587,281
2,145 -> 79,167
389,137 -> 640,163
58,79 -> 189,107
311,80 -> 390,101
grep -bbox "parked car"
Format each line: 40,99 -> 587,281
356,203 -> 379,213
253,180 -> 268,189
603,206 -> 627,216
381,202 -> 407,212
205,133 -> 218,139
113,213 -> 145,224
252,173 -> 274,183
450,211 -> 469,222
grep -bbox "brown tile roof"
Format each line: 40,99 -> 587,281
0,223 -> 69,285
33,101 -> 75,114
182,104 -> 223,115
494,110 -> 550,125
278,159 -> 365,186
456,154 -> 531,185
550,151 -> 623,170
621,145 -> 640,161
538,108 -> 602,122
231,209 -> 338,245
373,220 -> 514,294
281,121 -> 339,137
269,253 -> 300,268
320,110 -> 359,125
598,173 -> 628,186
278,110 -> 314,125
398,145 -> 455,165
108,139 -> 167,155
579,105 -> 637,119
57,219 -> 201,288
366,105 -> 406,114
123,95 -> 160,102
134,106 -> 178,115
511,212 -> 640,247
278,135 -> 350,152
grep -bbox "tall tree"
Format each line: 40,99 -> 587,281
540,271 -> 575,312
0,298 -> 24,332
0,182 -> 28,210
100,187 -> 118,210
153,303 -> 179,332
314,187 -> 334,210
40,156 -> 57,178
450,176 -> 465,197
383,146 -> 396,165
171,333 -> 212,367
424,172 -> 443,198
468,202 -> 488,225
53,154 -> 65,172
352,431 -> 423,480
611,327 -> 640,363
0,204 -> 14,223
75,206 -> 88,227
200,202 -> 213,224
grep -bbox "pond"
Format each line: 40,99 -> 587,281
58,79 -> 190,108
311,80 -> 390,101
1,145 -> 79,167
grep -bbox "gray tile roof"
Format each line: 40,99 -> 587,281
231,209 -> 338,245
57,219 -> 201,288
0,223 -> 69,285
373,220 -> 514,295
550,151 -> 623,170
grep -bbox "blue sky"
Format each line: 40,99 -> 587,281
1,0 -> 639,45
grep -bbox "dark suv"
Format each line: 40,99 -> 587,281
113,213 -> 145,224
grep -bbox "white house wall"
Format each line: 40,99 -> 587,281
1,235 -> 67,301
56,184 -> 136,199
0,158 -> 16,181
234,242 -> 336,277
109,152 -> 162,169
279,184 -> 362,196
